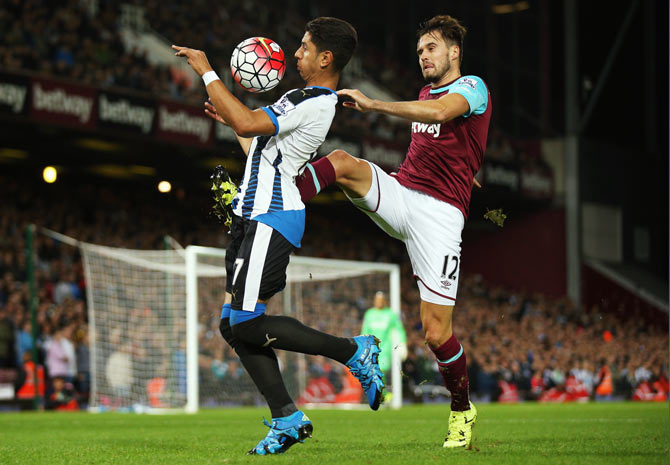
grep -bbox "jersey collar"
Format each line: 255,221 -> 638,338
308,85 -> 337,94
429,75 -> 462,94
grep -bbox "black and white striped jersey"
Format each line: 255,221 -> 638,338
231,86 -> 337,247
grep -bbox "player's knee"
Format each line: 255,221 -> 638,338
423,322 -> 452,348
326,149 -> 350,164
327,149 -> 358,182
423,330 -> 442,348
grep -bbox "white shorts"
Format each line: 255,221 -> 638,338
349,162 -> 465,306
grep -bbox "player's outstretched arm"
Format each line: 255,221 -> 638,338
338,88 -> 469,124
172,45 -> 275,137
204,100 -> 253,156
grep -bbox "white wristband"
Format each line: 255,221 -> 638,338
202,71 -> 220,87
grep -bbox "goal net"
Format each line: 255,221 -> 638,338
81,243 -> 402,413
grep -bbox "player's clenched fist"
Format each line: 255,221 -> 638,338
172,45 -> 213,76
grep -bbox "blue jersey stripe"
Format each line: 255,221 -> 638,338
269,149 -> 284,212
241,136 -> 271,217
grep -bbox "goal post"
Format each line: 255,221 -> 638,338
80,240 -> 402,413
80,242 -> 190,413
185,246 -> 203,414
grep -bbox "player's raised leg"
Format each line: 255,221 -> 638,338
232,314 -> 385,410
421,301 -> 476,447
228,219 -> 385,410
296,149 -> 372,202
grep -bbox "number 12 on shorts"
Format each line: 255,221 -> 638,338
441,255 -> 459,280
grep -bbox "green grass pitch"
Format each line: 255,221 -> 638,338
0,402 -> 667,464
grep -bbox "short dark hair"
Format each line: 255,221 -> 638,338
417,15 -> 467,64
305,17 -> 358,73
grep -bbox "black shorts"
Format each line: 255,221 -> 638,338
225,215 -> 294,311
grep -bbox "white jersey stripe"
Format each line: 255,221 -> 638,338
242,222 -> 273,311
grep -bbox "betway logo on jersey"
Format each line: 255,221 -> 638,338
33,82 -> 94,123
0,82 -> 27,113
158,106 -> 211,142
99,94 -> 154,133
412,122 -> 441,138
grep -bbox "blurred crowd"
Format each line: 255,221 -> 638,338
401,276 -> 668,404
1,0 -> 547,160
0,170 -> 667,411
0,0 -> 178,96
0,0 -> 409,140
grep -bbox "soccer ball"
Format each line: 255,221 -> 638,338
230,37 -> 286,93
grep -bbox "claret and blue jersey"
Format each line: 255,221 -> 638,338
231,86 -> 337,247
394,74 -> 492,218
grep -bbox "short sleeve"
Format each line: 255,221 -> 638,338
449,75 -> 489,117
262,92 -> 312,136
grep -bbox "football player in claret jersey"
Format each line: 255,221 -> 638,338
173,18 -> 385,456
297,14 -> 492,448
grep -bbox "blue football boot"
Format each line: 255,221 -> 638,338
247,411 -> 313,455
346,335 -> 385,410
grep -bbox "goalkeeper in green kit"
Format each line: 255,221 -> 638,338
361,292 -> 407,379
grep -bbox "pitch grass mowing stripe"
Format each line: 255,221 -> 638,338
0,402 -> 667,465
